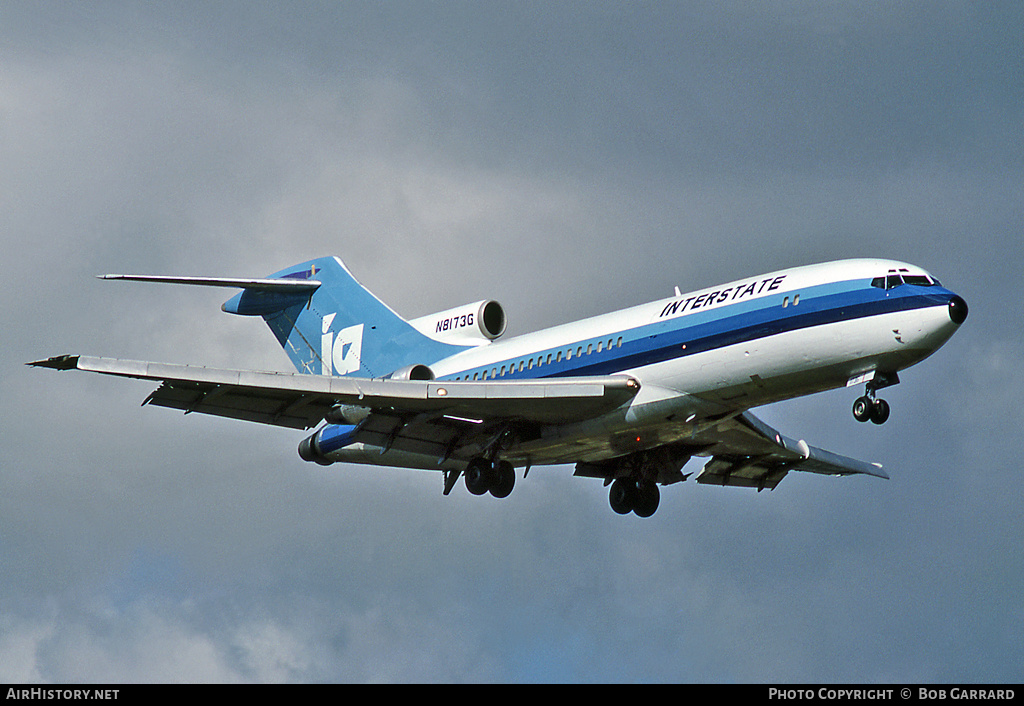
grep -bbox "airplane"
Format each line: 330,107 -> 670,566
30,256 -> 968,517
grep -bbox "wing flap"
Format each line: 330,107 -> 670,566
347,411 -> 476,460
144,381 -> 326,429
697,456 -> 790,490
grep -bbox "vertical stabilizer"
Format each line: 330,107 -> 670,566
222,257 -> 463,377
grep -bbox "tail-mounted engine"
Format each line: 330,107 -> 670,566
385,363 -> 435,381
408,300 -> 507,346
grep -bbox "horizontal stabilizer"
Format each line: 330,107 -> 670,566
98,274 -> 321,292
99,256 -> 472,376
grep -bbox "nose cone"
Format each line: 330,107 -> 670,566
948,296 -> 969,325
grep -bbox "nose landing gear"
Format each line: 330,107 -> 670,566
853,395 -> 890,424
851,370 -> 898,425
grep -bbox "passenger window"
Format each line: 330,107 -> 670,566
871,277 -> 886,289
886,274 -> 903,289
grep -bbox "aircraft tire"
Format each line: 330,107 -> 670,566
852,396 -> 873,423
490,460 -> 515,499
633,482 -> 660,518
870,398 -> 890,425
465,457 -> 493,496
609,479 -> 637,515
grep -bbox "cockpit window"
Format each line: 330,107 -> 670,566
903,275 -> 933,286
872,270 -> 938,290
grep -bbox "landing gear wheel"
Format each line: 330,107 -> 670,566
853,396 -> 873,423
489,460 -> 515,498
465,457 -> 493,496
870,398 -> 890,425
609,479 -> 637,515
633,482 -> 660,518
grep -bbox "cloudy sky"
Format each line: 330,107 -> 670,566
2,1 -> 1021,683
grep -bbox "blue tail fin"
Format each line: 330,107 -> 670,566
222,257 -> 461,377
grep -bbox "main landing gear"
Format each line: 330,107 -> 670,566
608,478 -> 660,518
463,456 -> 516,498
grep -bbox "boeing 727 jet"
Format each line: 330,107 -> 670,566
31,257 -> 968,517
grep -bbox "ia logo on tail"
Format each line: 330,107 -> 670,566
320,314 -> 363,375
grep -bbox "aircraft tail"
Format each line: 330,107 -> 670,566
218,256 -> 464,377
100,256 -> 468,377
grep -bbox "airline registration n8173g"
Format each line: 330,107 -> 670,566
31,256 -> 968,517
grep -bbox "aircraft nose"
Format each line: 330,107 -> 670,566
948,295 -> 969,325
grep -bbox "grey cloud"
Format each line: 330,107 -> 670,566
2,1 -> 1021,683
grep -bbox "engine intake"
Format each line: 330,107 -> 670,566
408,300 -> 507,344
386,363 -> 436,381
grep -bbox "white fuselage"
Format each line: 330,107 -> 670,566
327,258 -> 964,468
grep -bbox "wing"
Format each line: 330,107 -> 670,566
28,354 -> 640,433
29,354 -> 878,487
690,410 -> 887,490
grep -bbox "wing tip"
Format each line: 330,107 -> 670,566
869,462 -> 890,480
27,354 -> 81,370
